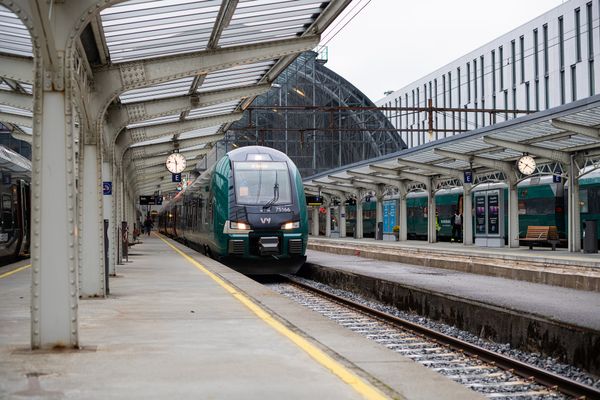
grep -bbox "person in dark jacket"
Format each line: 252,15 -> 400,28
143,216 -> 153,236
451,210 -> 462,242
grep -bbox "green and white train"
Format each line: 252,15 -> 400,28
158,146 -> 309,274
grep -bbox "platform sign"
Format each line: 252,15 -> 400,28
172,173 -> 182,183
139,195 -> 155,205
102,181 -> 112,195
553,175 -> 562,183
155,196 -> 163,205
463,171 -> 473,184
383,200 -> 397,233
306,195 -> 323,206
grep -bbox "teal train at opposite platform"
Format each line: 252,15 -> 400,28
320,169 -> 600,245
158,146 -> 309,274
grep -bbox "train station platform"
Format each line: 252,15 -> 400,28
302,244 -> 600,375
0,235 -> 482,400
308,237 -> 600,291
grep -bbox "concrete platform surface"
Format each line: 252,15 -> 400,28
0,235 -> 483,400
305,249 -> 600,331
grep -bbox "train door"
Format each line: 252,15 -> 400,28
17,180 -> 30,256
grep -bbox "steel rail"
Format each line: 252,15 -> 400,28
287,278 -> 600,400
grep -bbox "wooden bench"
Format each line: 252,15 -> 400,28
521,226 -> 560,250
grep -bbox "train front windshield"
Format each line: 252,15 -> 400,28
234,161 -> 292,206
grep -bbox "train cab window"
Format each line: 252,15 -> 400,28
233,161 -> 292,205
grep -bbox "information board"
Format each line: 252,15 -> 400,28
383,200 -> 397,233
487,191 -> 500,235
475,195 -> 486,235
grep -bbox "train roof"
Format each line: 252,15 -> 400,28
226,145 -> 293,163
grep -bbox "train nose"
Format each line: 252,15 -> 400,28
258,236 -> 279,255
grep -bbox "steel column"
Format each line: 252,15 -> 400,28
356,201 -> 363,239
398,184 -> 408,241
463,184 -> 473,245
427,189 -> 437,243
312,207 -> 319,236
339,204 -> 347,238
325,206 -> 331,237
508,182 -> 520,248
102,161 -> 115,275
568,159 -> 582,252
32,89 -> 79,348
79,144 -> 105,297
375,195 -> 383,240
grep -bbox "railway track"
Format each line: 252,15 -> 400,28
268,278 -> 600,400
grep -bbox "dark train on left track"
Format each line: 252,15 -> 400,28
158,146 -> 309,274
0,145 -> 31,263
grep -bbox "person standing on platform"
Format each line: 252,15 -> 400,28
144,215 -> 153,236
451,210 -> 462,242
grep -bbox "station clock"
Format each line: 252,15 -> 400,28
517,155 -> 536,175
165,152 -> 187,174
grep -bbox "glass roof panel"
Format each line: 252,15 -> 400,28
120,77 -> 194,103
219,0 -> 326,48
187,100 -> 240,118
0,5 -> 32,57
198,61 -> 274,92
127,113 -> 182,129
101,0 -> 221,63
178,125 -> 222,139
0,104 -> 33,117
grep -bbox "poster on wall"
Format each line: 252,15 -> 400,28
475,195 -> 486,235
487,192 -> 499,235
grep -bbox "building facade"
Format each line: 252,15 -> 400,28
377,0 -> 600,148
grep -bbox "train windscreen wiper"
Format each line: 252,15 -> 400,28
263,172 -> 279,210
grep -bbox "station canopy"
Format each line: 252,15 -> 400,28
0,0 -> 351,187
305,96 -> 600,194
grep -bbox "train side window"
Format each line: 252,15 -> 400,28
580,189 -> 589,213
587,187 -> 600,213
2,194 -> 12,230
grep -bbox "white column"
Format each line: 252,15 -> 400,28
79,144 -> 105,297
427,189 -> 437,243
375,195 -> 383,240
463,184 -> 473,245
312,207 -> 319,236
339,203 -> 347,238
325,206 -> 331,237
568,161 -> 581,252
102,161 -> 115,275
356,201 -> 363,239
31,89 -> 79,348
399,185 -> 408,241
508,181 -> 520,248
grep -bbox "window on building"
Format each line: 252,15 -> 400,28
560,70 -> 566,104
559,16 -> 564,69
587,2 -> 595,95
520,35 -> 525,83
571,64 -> 577,101
533,29 -> 539,80
412,90 -> 415,124
457,67 -> 462,106
511,40 -> 516,88
434,78 -> 438,107
480,55 -> 485,99
512,88 -> 517,117
525,81 -> 530,111
491,50 -> 496,92
447,72 -> 452,107
467,62 -> 471,102
473,58 -> 478,100
543,24 -> 549,76
545,76 -> 550,109
504,90 -> 509,120
575,8 -> 581,62
499,46 -> 504,90
535,80 -> 540,111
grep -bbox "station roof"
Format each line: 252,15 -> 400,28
305,95 -> 600,196
0,0 -> 351,192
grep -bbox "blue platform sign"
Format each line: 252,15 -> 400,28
464,171 -> 473,184
102,181 -> 112,195
155,196 -> 163,205
172,173 -> 182,182
553,175 -> 562,183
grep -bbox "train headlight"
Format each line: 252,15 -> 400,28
281,221 -> 300,230
230,221 -> 250,230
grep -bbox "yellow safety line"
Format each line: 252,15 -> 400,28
0,264 -> 31,279
155,234 -> 388,400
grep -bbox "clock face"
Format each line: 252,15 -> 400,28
517,155 -> 536,175
166,153 -> 187,174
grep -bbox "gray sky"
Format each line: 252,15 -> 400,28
323,0 -> 566,102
